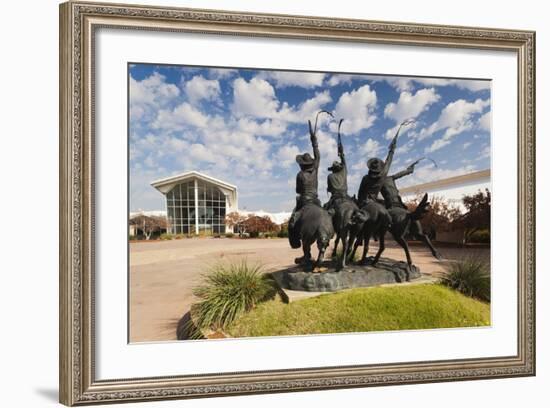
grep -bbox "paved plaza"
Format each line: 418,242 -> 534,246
129,237 -> 490,342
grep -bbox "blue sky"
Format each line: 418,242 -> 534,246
129,64 -> 491,212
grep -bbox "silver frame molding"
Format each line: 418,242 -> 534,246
59,1 -> 536,405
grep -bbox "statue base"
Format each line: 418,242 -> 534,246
272,257 -> 422,293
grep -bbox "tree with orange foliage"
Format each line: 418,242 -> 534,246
404,195 -> 462,239
225,212 -> 248,235
242,215 -> 279,237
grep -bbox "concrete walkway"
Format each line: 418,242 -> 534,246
129,237 -> 489,342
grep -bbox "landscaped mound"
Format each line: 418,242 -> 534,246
226,284 -> 490,338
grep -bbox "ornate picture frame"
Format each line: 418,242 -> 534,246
59,1 -> 535,405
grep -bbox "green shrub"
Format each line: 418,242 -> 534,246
174,234 -> 186,240
469,229 -> 490,244
440,257 -> 490,302
225,232 -> 235,238
159,233 -> 173,240
187,261 -> 277,338
129,235 -> 137,241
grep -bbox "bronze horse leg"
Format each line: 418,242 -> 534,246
411,220 -> 442,260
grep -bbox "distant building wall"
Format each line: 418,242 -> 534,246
400,169 -> 491,212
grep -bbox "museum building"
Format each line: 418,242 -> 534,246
151,171 -> 238,235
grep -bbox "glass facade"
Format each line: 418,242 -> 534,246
166,180 -> 227,235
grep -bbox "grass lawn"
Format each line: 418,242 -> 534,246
226,284 -> 490,338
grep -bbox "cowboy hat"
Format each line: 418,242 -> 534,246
328,161 -> 343,172
296,153 -> 315,166
367,157 -> 385,173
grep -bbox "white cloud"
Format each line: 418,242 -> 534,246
479,110 -> 491,132
424,98 -> 489,137
327,74 -> 489,94
385,88 -> 440,122
276,144 -> 300,168
360,138 -> 382,157
383,88 -> 440,139
188,143 -> 218,163
453,80 -> 491,92
208,68 -> 238,79
333,84 -> 377,135
398,164 -> 479,189
378,76 -> 491,93
477,145 -> 491,160
237,118 -> 287,137
315,129 -> 339,165
232,77 -> 332,124
385,77 -> 416,92
130,72 -> 180,106
326,74 -> 365,87
396,139 -> 415,156
280,91 -> 332,123
166,136 -> 189,152
183,75 -> 221,103
413,78 -> 490,92
129,72 -> 180,123
420,98 -> 490,153
258,71 -> 326,88
425,138 -> 452,153
152,102 -> 210,130
232,77 -> 280,118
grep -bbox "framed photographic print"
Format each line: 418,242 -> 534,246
59,1 -> 535,405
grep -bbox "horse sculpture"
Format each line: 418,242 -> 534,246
289,202 -> 335,270
331,199 -> 369,270
349,200 -> 391,267
386,193 -> 442,268
351,193 -> 439,281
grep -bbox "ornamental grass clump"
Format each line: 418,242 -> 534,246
189,261 -> 277,337
440,257 -> 490,302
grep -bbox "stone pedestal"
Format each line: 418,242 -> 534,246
272,257 -> 422,293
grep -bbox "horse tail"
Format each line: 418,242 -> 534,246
288,230 -> 301,249
374,212 -> 390,241
410,193 -> 430,221
318,217 -> 335,250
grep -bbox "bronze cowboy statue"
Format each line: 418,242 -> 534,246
350,119 -> 442,279
288,111 -> 335,270
357,120 -> 413,207
350,121 -> 408,267
380,157 -> 443,265
324,119 -> 368,269
325,119 -> 349,213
